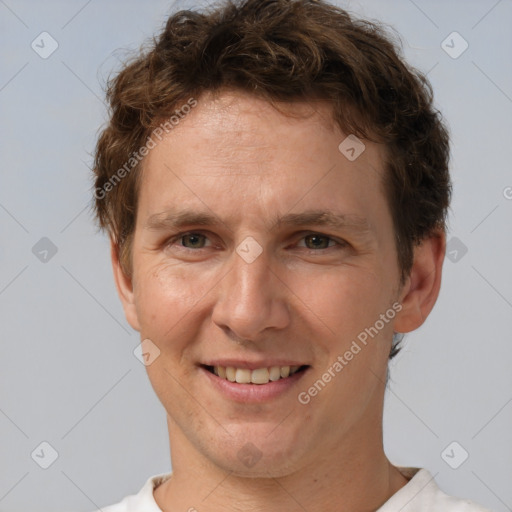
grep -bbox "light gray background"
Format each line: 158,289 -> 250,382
0,0 -> 511,511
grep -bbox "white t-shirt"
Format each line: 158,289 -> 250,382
95,467 -> 491,511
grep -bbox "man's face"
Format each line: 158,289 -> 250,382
123,90 -> 404,476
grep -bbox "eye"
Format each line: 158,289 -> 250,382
169,232 -> 211,249
298,233 -> 341,250
165,231 -> 346,253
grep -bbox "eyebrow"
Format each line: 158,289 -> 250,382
145,208 -> 372,235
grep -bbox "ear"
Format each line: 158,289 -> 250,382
110,238 -> 140,332
394,231 -> 446,333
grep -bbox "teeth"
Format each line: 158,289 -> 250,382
226,367 -> 236,382
212,365 -> 303,384
269,366 -> 281,381
235,368 -> 251,384
251,368 -> 270,384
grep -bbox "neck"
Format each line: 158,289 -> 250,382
154,419 -> 409,512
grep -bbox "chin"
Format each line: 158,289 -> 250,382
203,427 -> 309,478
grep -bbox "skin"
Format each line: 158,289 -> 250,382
112,89 -> 445,512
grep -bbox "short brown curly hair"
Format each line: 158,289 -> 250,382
93,0 -> 450,293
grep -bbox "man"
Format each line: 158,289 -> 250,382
91,0 -> 490,510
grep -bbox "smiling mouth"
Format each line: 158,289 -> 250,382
203,365 -> 309,384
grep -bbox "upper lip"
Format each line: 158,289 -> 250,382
201,360 -> 309,370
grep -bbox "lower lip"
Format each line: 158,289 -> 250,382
200,366 -> 309,403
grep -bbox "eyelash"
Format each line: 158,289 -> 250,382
165,231 -> 347,252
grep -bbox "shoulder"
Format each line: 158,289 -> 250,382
89,472 -> 172,512
378,468 -> 492,512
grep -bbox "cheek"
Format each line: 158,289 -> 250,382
132,253 -> 237,356
133,259 -> 207,336
293,267 -> 387,342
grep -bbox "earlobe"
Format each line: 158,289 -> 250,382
394,232 -> 446,333
110,239 -> 140,332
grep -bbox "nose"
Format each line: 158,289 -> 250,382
211,242 -> 291,341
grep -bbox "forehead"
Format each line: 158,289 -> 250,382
186,89 -> 337,136
153,91 -> 343,172
137,90 -> 389,231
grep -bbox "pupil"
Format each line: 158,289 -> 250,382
184,234 -> 203,248
307,235 -> 327,249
